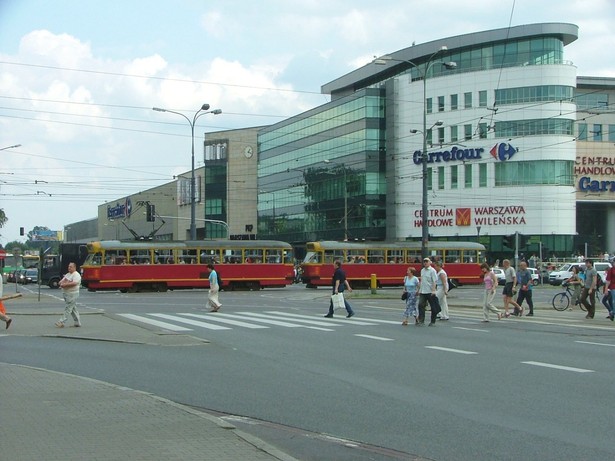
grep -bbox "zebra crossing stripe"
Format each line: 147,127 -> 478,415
264,311 -> 378,326
213,312 -> 303,328
150,313 -> 231,330
179,313 -> 268,329
118,314 -> 193,332
236,312 -> 334,331
247,312 -> 343,327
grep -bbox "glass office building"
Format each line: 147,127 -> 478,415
258,88 -> 387,244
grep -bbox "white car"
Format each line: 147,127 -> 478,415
492,268 -> 506,286
548,261 -> 611,286
527,268 -> 540,286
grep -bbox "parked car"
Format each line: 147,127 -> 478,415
18,268 -> 38,284
492,268 -> 506,286
527,268 -> 540,285
548,261 -> 611,286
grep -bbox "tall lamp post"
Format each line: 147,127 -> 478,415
324,159 -> 348,241
153,104 -> 222,240
374,47 -> 456,258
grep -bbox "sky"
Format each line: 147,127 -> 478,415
1,0 -> 614,246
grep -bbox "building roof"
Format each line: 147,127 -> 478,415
321,22 -> 578,97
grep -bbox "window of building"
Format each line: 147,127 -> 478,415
438,166 -> 445,190
495,119 -> 573,137
479,122 -> 488,139
205,198 -> 223,215
427,167 -> 433,191
495,85 -> 574,105
464,124 -> 472,141
577,123 -> 588,141
494,160 -> 574,186
464,92 -> 472,109
438,96 -> 445,112
426,97 -> 433,114
451,165 -> 458,189
479,163 -> 487,187
592,124 -> 603,141
575,93 -> 608,111
450,94 -> 458,111
479,90 -> 487,107
609,125 -> 615,142
464,164 -> 473,188
438,127 -> 445,144
427,128 -> 433,145
450,125 -> 458,142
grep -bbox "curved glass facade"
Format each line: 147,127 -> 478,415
495,85 -> 574,105
495,160 -> 574,186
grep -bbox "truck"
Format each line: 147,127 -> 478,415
40,243 -> 89,288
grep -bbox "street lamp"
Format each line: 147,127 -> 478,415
323,159 -> 348,241
374,47 -> 456,258
153,104 -> 222,240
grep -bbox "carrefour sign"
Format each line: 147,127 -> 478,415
107,197 -> 132,219
412,143 -> 518,164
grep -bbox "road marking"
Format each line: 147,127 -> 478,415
354,334 -> 394,341
150,313 -> 231,330
453,327 -> 488,333
118,314 -> 193,331
575,340 -> 615,347
179,313 -> 268,329
522,361 -> 594,373
425,346 -> 478,355
258,312 -> 345,327
236,312 -> 334,331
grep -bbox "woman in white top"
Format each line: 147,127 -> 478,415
434,260 -> 449,320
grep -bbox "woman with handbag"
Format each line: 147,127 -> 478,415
402,267 -> 419,325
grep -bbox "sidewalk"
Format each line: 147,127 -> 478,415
0,291 -> 300,461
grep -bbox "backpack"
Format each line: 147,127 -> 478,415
216,272 -> 222,286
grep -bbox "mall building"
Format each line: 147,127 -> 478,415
67,22 -> 615,259
256,22 -> 615,258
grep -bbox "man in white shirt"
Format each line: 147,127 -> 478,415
418,258 -> 440,326
55,262 -> 82,328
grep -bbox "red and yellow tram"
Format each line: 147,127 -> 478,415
301,241 -> 485,288
81,240 -> 295,292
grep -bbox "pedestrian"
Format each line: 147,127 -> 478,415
417,258 -> 440,326
515,261 -> 534,316
501,259 -> 521,317
0,278 -> 13,329
565,265 -> 583,309
55,262 -> 81,328
402,267 -> 419,325
434,260 -> 449,320
324,260 -> 355,318
605,263 -> 615,321
207,263 -> 222,312
481,263 -> 501,322
579,259 -> 597,319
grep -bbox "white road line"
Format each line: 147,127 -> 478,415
257,312 -> 346,327
354,334 -> 394,341
118,314 -> 193,332
522,361 -> 594,373
150,313 -> 231,330
453,327 -> 489,333
575,340 -> 615,347
237,312 -> 333,331
179,313 -> 269,329
217,312 -> 303,328
425,346 -> 478,355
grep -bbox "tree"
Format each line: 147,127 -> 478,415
0,208 -> 7,233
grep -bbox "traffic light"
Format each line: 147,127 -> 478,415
19,227 -> 25,236
518,234 -> 528,249
502,234 -> 514,249
146,204 -> 155,222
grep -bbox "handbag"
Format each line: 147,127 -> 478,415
331,292 -> 345,309
401,292 -> 408,301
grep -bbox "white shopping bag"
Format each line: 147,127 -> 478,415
331,292 -> 345,310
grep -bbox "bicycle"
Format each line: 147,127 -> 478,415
552,283 -> 586,311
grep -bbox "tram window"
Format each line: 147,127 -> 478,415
445,250 -> 461,263
367,249 -> 385,263
88,252 -> 103,266
244,249 -> 263,263
429,250 -> 444,264
324,250 -> 344,264
199,249 -> 219,264
407,250 -> 421,263
303,252 -> 320,263
346,249 -> 365,263
462,251 -> 477,263
105,250 -> 127,265
265,249 -> 282,263
222,249 -> 243,264
178,249 -> 197,264
387,250 -> 404,263
130,249 -> 151,265
154,249 -> 174,264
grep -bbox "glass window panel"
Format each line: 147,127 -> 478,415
438,95 -> 445,112
438,166 -> 445,190
464,92 -> 472,109
479,90 -> 487,107
464,124 -> 472,140
578,123 -> 587,140
367,249 -> 385,263
608,125 -> 615,142
593,124 -> 603,141
451,165 -> 458,190
450,125 -> 458,142
464,164 -> 473,188
450,94 -> 458,111
426,98 -> 433,114
445,250 -> 461,263
479,163 -> 487,187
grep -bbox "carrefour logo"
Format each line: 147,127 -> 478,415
413,143 -> 518,164
489,143 -> 518,161
107,197 -> 132,219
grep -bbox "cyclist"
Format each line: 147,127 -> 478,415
565,265 -> 583,309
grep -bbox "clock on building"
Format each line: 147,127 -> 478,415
244,146 -> 254,158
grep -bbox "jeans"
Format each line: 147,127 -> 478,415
516,288 -> 534,314
601,289 -> 614,315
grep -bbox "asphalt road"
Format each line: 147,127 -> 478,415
4,284 -> 615,461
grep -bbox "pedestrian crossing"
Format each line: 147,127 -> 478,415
117,311 -> 399,333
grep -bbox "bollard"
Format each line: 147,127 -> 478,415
370,273 -> 377,294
